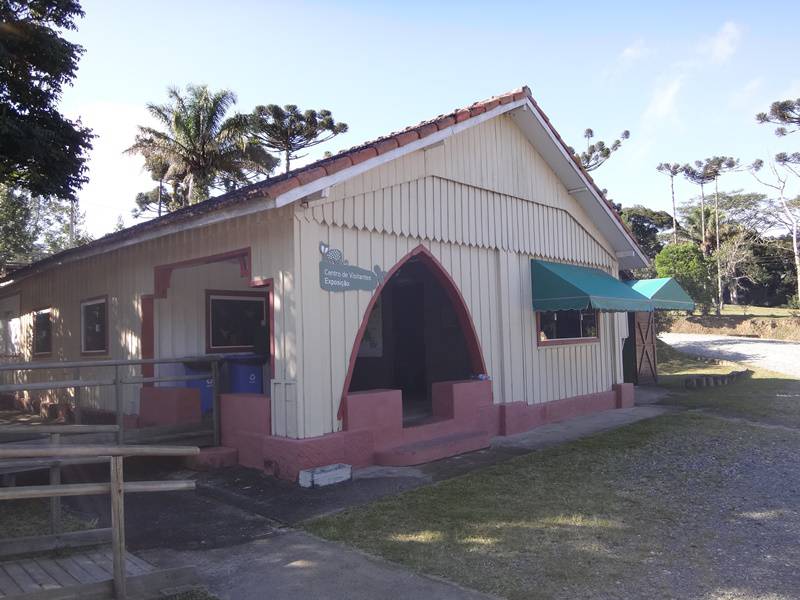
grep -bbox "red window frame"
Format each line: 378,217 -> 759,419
205,289 -> 270,355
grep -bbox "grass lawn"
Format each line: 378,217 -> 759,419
668,306 -> 800,341
307,344 -> 800,599
656,339 -> 800,427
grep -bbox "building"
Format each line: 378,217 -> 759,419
0,86 -> 651,480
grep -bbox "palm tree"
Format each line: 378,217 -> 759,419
127,85 -> 277,206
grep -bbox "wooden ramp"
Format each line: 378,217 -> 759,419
0,549 -> 195,599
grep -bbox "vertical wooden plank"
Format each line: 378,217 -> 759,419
49,433 -> 61,534
110,456 -> 126,599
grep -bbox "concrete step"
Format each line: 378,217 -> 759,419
374,430 -> 490,466
185,446 -> 239,471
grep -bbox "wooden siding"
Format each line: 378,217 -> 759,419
1,206 -> 295,414
289,115 -> 627,438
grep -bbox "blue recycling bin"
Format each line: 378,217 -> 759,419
183,361 -> 214,414
226,355 -> 263,394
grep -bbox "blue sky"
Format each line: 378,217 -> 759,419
60,0 -> 800,236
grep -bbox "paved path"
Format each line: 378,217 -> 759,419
660,332 -> 800,380
141,529 -> 496,600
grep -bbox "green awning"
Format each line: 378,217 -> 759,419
624,277 -> 695,311
531,260 -> 653,312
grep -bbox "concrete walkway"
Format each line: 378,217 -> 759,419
661,332 -> 800,380
141,529 -> 496,600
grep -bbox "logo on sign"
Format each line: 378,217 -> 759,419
319,242 -> 386,292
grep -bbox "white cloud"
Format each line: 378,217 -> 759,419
66,102 -> 153,236
701,21 -> 742,64
619,39 -> 648,65
643,77 -> 683,126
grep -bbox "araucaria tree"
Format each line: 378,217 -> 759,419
127,85 -> 278,206
681,161 -> 716,256
247,104 -> 348,173
0,0 -> 93,200
572,128 -> 630,172
753,98 -> 800,305
656,163 -> 683,243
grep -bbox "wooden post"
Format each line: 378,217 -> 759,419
115,365 -> 123,445
110,455 -> 126,599
211,361 -> 220,447
73,366 -> 82,424
49,433 -> 61,534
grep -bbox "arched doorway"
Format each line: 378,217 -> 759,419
344,246 -> 486,426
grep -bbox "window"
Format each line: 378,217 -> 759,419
538,309 -> 598,344
33,308 -> 52,356
206,291 -> 267,353
81,297 -> 107,354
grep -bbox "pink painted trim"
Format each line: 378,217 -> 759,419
337,244 -> 487,423
153,247 -> 252,299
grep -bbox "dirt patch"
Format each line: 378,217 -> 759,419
668,314 -> 800,341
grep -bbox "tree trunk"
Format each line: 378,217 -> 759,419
285,149 -> 291,174
670,176 -> 678,244
700,183 -> 707,255
793,224 -> 800,305
714,178 -> 722,315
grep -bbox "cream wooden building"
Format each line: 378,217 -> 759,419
0,87 -> 648,479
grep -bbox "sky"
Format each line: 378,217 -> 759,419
59,0 -> 800,237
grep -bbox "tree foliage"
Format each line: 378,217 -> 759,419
756,98 -> 800,137
620,205 -> 674,259
0,185 -> 34,266
247,104 -> 348,173
655,162 -> 682,243
0,0 -> 93,201
127,85 -> 278,207
654,243 -> 715,311
569,128 -> 630,172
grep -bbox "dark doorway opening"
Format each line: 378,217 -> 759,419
348,256 -> 477,426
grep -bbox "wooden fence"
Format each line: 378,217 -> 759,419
0,442 -> 199,599
0,356 -> 224,446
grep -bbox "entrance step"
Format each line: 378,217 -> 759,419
374,430 -> 490,466
185,446 -> 238,471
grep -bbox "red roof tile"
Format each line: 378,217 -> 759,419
3,85 -> 643,284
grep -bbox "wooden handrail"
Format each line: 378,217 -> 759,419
0,354 -> 226,372
0,444 -> 199,459
0,424 -> 119,434
0,480 -> 195,500
0,378 -> 115,392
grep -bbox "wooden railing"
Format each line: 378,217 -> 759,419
0,355 -> 224,446
0,442 -> 199,599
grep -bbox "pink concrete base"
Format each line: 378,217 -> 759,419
138,387 -> 201,427
217,379 -> 636,482
220,393 -> 271,469
186,446 -> 239,471
499,384 -> 635,436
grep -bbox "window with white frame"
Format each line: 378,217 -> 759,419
81,297 -> 107,354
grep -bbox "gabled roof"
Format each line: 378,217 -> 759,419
1,86 -> 647,286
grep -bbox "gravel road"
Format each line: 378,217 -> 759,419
660,332 -> 800,380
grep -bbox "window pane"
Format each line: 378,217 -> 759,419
210,297 -> 265,350
34,312 -> 52,354
82,301 -> 106,352
539,311 -> 557,341
557,311 -> 581,339
581,310 -> 597,338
